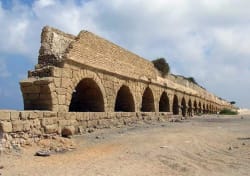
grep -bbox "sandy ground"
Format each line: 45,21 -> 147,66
1,115 -> 250,176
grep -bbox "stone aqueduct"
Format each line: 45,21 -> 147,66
20,26 -> 233,116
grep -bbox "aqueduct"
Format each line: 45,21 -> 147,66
0,26 -> 235,149
20,26 -> 233,116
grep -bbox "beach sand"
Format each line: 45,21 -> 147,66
1,115 -> 250,176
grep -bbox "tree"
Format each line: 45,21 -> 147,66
186,77 -> 198,84
152,58 -> 170,77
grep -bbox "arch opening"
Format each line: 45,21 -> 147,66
203,104 -> 206,114
188,99 -> 192,116
115,85 -> 135,112
159,92 -> 170,112
193,100 -> 197,115
141,87 -> 155,112
181,98 -> 187,117
198,102 -> 202,113
69,78 -> 104,112
173,95 -> 179,115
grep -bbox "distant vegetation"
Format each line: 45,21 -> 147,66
219,108 -> 238,115
152,58 -> 170,77
185,77 -> 198,85
152,58 -> 200,87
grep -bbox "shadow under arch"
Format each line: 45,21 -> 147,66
188,99 -> 192,116
172,95 -> 179,115
193,100 -> 197,115
181,97 -> 187,117
69,78 -> 104,112
115,85 -> 135,112
159,91 -> 170,112
141,87 -> 155,112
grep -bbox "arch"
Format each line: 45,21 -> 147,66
115,85 -> 135,112
202,104 -> 205,113
193,100 -> 197,115
181,97 -> 187,117
69,78 -> 104,112
198,102 -> 202,113
206,104 -> 209,114
172,95 -> 179,115
141,87 -> 155,112
188,99 -> 192,116
159,91 -> 170,112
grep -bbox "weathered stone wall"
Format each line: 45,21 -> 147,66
38,26 -> 76,68
65,31 -> 157,80
0,110 -> 172,150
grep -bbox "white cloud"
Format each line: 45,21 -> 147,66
0,0 -> 250,108
0,59 -> 10,78
35,0 -> 56,8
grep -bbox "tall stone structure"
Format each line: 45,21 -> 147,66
0,26 -> 236,150
20,26 -> 233,116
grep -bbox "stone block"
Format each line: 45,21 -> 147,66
0,111 -> 11,121
83,112 -> 90,121
76,113 -> 84,121
54,78 -> 61,88
65,112 -> 76,120
34,77 -> 53,85
0,121 -> 12,133
58,105 -> 68,112
56,88 -> 67,94
23,121 -> 31,132
20,78 -> 36,87
98,119 -> 111,128
39,93 -> 51,100
41,117 -> 57,127
26,93 -> 39,100
58,119 -> 70,127
89,112 -> 97,120
61,78 -> 72,88
12,121 -> 23,132
11,111 -> 20,120
29,111 -> 42,119
21,85 -> 40,93
52,67 -> 62,77
62,68 -> 72,78
58,95 -> 66,105
40,85 -> 51,93
57,112 -> 67,119
61,126 -> 75,137
43,111 -> 57,118
31,119 -> 41,128
44,124 -> 58,134
79,121 -> 87,128
87,120 -> 98,128
70,120 -> 78,126
107,112 -> 116,119
20,111 -> 30,120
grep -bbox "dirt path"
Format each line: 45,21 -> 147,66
1,115 -> 250,176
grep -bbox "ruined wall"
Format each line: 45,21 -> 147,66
0,110 -> 172,150
37,26 -> 76,68
65,31 -> 157,80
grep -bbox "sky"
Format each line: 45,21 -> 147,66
0,0 -> 249,110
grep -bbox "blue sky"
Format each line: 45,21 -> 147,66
0,0 -> 250,109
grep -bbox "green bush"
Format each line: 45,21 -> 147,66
152,58 -> 170,77
186,77 -> 198,84
219,108 -> 238,115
